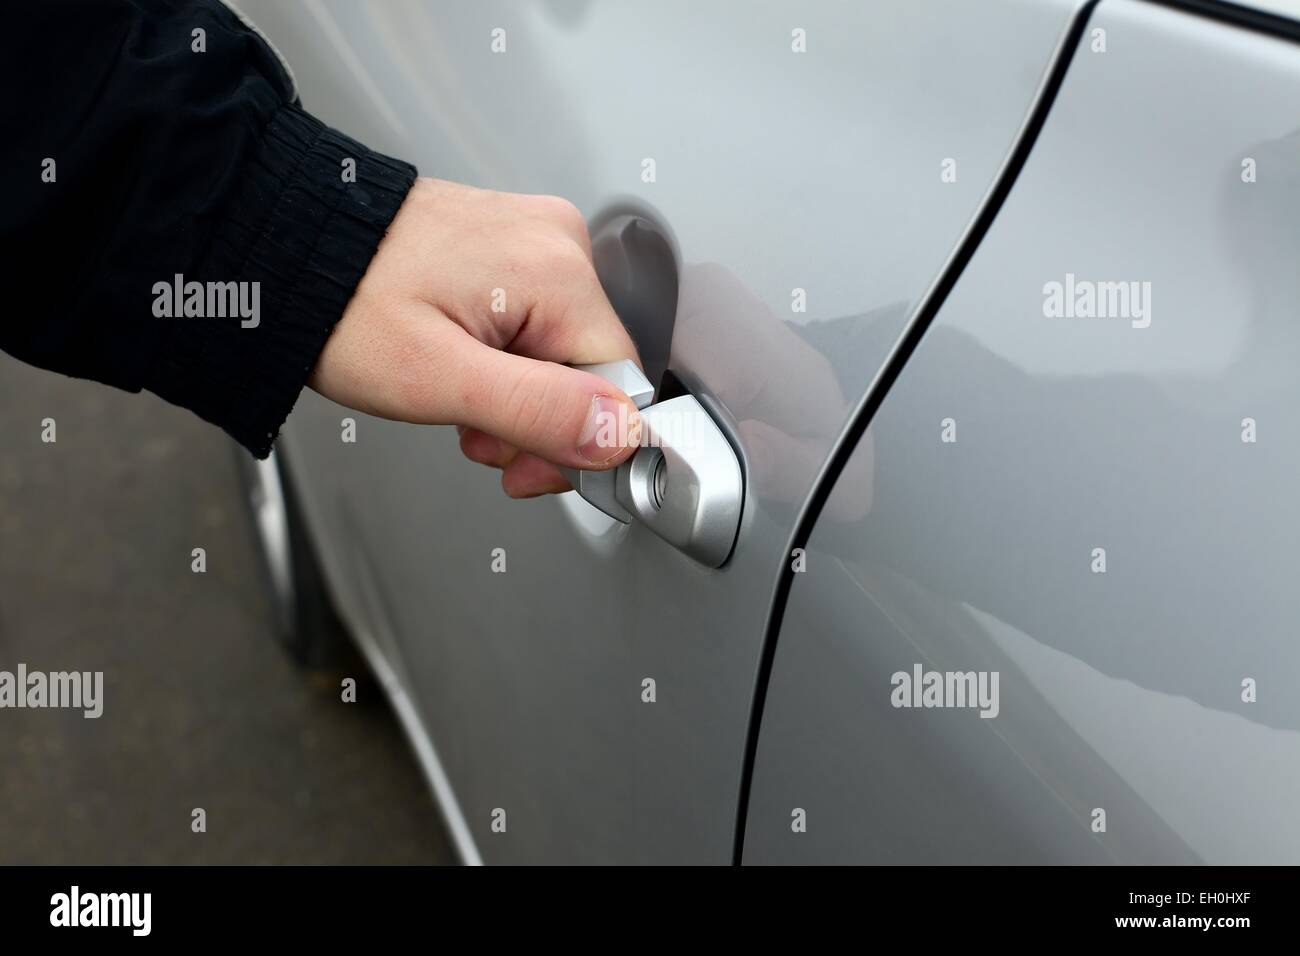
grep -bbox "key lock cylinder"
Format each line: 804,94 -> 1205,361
560,360 -> 743,568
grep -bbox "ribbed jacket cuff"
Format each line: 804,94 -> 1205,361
145,103 -> 417,458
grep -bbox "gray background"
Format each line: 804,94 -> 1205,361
0,354 -> 452,864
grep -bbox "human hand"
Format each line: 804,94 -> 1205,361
309,177 -> 643,497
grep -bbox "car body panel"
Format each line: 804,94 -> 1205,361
236,0 -> 1089,862
743,0 -> 1300,864
231,0 -> 1107,863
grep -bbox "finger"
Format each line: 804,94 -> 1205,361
438,327 -> 643,470
511,263 -> 641,369
501,453 -> 571,498
458,427 -> 518,469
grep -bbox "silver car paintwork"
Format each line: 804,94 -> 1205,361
235,0 -> 1086,862
745,0 -> 1300,863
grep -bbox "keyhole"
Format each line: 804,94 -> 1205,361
652,454 -> 668,509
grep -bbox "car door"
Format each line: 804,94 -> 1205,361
239,0 -> 1090,863
742,0 -> 1300,864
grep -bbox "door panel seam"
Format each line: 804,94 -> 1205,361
729,0 -> 1104,866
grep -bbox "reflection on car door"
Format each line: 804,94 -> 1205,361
744,0 -> 1300,864
245,0 -> 1090,862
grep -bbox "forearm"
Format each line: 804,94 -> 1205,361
0,0 -> 416,456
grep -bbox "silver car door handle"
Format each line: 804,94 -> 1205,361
561,360 -> 743,568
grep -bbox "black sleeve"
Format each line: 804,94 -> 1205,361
0,0 -> 418,457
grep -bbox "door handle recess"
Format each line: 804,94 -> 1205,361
561,360 -> 743,568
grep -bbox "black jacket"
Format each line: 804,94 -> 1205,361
1,0 -> 417,457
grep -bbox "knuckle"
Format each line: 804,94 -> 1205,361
510,229 -> 562,268
533,194 -> 587,235
525,237 -> 592,291
550,238 -> 594,279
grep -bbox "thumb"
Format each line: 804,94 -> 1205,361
449,335 -> 643,470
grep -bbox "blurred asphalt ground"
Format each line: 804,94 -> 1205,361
0,355 -> 454,864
